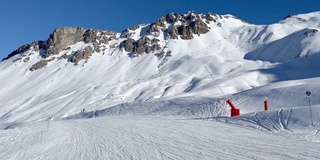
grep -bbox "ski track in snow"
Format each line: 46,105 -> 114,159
1,11 -> 320,160
1,116 -> 320,160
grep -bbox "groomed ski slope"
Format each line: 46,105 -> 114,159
0,11 -> 320,160
1,105 -> 320,160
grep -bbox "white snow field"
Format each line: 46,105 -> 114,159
1,11 -> 320,159
1,110 -> 320,160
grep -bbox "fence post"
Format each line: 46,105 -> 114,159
264,97 -> 268,111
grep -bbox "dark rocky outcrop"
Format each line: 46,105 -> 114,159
148,17 -> 166,33
83,29 -> 100,43
4,26 -> 119,68
2,40 -> 47,61
190,20 -> 210,35
177,26 -> 194,40
167,18 -> 210,40
69,46 -> 94,65
2,44 -> 31,61
205,13 -> 215,22
23,57 -> 30,62
29,60 -> 48,71
120,25 -> 140,38
84,29 -> 116,45
155,51 -> 165,58
120,38 -> 135,52
4,11 -> 217,68
129,25 -> 140,31
12,57 -> 22,62
146,12 -> 211,40
46,27 -> 87,58
136,36 -> 150,47
120,36 -> 161,56
118,12 -> 212,55
167,26 -> 179,39
147,13 -> 179,35
165,13 -> 180,23
30,40 -> 47,52
184,12 -> 199,21
120,29 -> 132,39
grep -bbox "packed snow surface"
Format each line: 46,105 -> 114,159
1,112 -> 320,160
1,11 -> 320,159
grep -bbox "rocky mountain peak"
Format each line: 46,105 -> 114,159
2,11 -> 228,71
83,29 -> 117,44
3,26 -> 119,70
2,40 -> 47,61
146,12 -> 215,40
3,11 -> 258,71
46,27 -> 87,58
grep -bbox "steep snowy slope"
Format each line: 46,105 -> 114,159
1,11 -> 320,160
245,28 -> 320,62
0,11 -> 319,123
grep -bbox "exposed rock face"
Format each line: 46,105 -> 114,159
147,12 -> 212,40
5,26 -> 119,69
29,60 -> 48,71
118,12 -> 214,56
83,29 -> 100,43
84,29 -> 117,45
177,26 -> 193,40
2,40 -> 47,61
46,27 -> 87,58
205,13 -> 215,22
120,38 -> 135,52
165,13 -> 180,23
120,25 -> 140,38
31,40 -> 47,52
168,26 -> 179,39
148,17 -> 166,33
23,57 -> 30,62
120,29 -> 132,38
173,13 -> 211,40
129,25 -> 140,30
29,57 -> 56,71
12,57 -> 22,62
136,36 -> 150,47
134,36 -> 152,55
2,44 -> 31,61
190,20 -> 210,35
69,46 -> 94,65
4,11 -> 218,69
46,26 -> 118,59
120,36 -> 161,57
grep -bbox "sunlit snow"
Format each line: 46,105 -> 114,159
1,11 -> 320,159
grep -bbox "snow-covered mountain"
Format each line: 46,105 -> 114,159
1,11 -> 320,122
1,11 -> 320,160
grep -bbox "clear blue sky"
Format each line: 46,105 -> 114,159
0,0 -> 319,60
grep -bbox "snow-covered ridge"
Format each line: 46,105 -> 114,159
3,11 -> 320,67
280,11 -> 320,27
1,11 -> 320,160
0,11 -> 320,122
